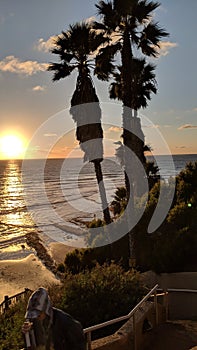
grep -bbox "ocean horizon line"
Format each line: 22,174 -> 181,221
1,153 -> 197,162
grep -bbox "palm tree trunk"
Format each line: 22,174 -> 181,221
121,29 -> 134,200
120,32 -> 150,261
121,31 -> 136,262
70,75 -> 112,225
131,111 -> 147,197
94,160 -> 111,225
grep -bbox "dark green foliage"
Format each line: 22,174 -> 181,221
174,161 -> 197,206
57,263 -> 146,335
109,58 -> 157,109
0,296 -> 29,350
111,187 -> 127,216
86,218 -> 108,247
167,162 -> 197,230
134,161 -> 197,273
64,247 -> 111,274
57,262 -> 66,273
64,249 -> 83,274
84,216 -> 131,268
88,218 -> 104,228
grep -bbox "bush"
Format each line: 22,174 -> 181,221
134,161 -> 197,273
57,263 -> 146,337
0,297 -> 28,350
57,262 -> 65,273
64,247 -> 111,274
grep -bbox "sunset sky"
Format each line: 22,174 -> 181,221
0,0 -> 197,159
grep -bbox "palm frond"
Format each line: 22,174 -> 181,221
139,21 -> 168,56
96,1 -> 114,17
96,1 -> 120,31
139,40 -> 158,57
89,31 -> 110,53
47,62 -> 76,81
50,21 -> 111,83
92,21 -> 108,31
143,22 -> 169,45
95,59 -> 114,80
134,0 -> 160,23
143,64 -> 156,81
114,0 -> 137,16
94,42 -> 121,80
54,32 -> 71,51
51,48 -> 74,63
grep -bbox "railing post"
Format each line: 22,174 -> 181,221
86,331 -> 92,350
133,313 -> 137,350
164,291 -> 169,321
154,291 -> 158,325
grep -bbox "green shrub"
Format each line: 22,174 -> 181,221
0,297 -> 28,350
57,262 -> 66,273
64,247 -> 111,274
57,263 -> 146,337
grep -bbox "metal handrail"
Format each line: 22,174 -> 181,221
168,288 -> 197,293
84,284 -> 158,334
84,284 -> 159,349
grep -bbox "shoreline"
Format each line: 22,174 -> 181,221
26,232 -> 57,273
25,230 -> 86,267
0,230 -> 82,303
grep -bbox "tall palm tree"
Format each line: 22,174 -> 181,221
94,0 -> 168,198
110,57 -> 157,196
48,22 -> 112,224
93,0 -> 168,260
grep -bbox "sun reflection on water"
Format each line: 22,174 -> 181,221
0,160 -> 35,258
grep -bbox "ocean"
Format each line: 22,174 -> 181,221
0,154 -> 197,260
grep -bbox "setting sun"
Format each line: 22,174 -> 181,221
0,134 -> 26,159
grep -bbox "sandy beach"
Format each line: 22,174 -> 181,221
0,253 -> 60,303
0,241 -> 77,303
48,241 -> 78,265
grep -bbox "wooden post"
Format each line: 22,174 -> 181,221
4,295 -> 9,312
154,291 -> 158,325
133,313 -> 137,350
86,332 -> 91,350
164,291 -> 169,321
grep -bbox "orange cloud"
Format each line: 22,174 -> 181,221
32,85 -> 45,92
155,41 -> 178,57
0,56 -> 48,75
36,36 -> 58,52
